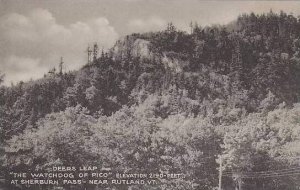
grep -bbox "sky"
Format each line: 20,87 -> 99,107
1,0 -> 300,85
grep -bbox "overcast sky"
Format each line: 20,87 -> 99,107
1,0 -> 300,85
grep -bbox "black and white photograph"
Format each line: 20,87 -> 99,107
1,0 -> 300,189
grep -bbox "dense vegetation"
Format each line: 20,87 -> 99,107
1,11 -> 300,190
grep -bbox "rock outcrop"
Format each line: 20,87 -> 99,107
111,35 -> 152,60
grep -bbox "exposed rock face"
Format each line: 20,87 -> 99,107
111,36 -> 152,60
161,52 -> 189,73
111,35 -> 188,74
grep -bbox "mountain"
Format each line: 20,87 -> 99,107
1,11 -> 300,190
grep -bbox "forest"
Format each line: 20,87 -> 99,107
1,11 -> 300,190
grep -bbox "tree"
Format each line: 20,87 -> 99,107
221,105 -> 300,190
0,71 -> 4,85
